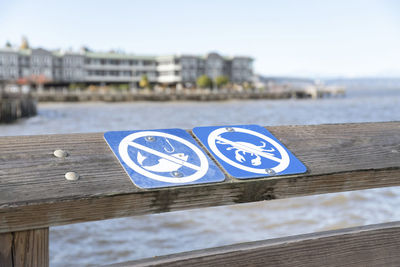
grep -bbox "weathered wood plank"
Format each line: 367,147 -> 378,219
12,228 -> 49,267
0,232 -> 13,267
111,221 -> 400,267
0,228 -> 48,267
0,122 -> 399,233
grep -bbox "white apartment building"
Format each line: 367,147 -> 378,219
0,47 -> 253,87
84,52 -> 157,84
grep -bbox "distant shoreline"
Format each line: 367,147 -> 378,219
32,88 -> 345,103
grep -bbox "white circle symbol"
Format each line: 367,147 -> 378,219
119,131 -> 209,183
207,127 -> 290,174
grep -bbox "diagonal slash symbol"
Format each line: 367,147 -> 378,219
128,141 -> 201,171
206,127 -> 290,174
116,130 -> 210,184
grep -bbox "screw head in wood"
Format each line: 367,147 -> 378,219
65,172 -> 79,181
54,149 -> 68,158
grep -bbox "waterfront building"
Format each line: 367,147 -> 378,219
83,52 -> 158,85
0,46 -> 253,88
0,48 -> 19,81
157,53 -> 253,87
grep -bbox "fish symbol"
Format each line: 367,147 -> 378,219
137,151 -> 188,173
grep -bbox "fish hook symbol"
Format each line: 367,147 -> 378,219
164,138 -> 175,153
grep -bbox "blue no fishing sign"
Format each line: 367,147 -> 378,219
104,128 -> 225,188
193,125 -> 307,179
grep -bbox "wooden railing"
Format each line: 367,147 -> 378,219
0,122 -> 399,266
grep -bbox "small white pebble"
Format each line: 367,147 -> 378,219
65,172 -> 79,181
54,149 -> 68,158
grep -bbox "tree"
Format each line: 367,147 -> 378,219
80,46 -> 92,52
243,81 -> 252,90
118,84 -> 129,91
69,83 -> 78,90
139,75 -> 150,89
196,75 -> 212,89
69,83 -> 85,90
215,75 -> 229,88
5,41 -> 12,48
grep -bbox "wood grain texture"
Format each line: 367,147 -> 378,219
0,232 -> 12,267
13,228 -> 49,267
0,228 -> 48,267
112,221 -> 400,267
0,122 -> 399,233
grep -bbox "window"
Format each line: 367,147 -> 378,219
109,59 -> 119,65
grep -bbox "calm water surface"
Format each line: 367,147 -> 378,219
1,88 -> 400,266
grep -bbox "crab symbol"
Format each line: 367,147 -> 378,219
216,140 -> 275,166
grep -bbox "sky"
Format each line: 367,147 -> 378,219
0,0 -> 399,78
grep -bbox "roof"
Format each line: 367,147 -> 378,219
0,47 -> 253,61
0,47 -> 19,54
52,50 -> 84,57
156,53 -> 252,61
156,55 -> 177,60
0,48 -> 33,56
85,52 -> 156,60
19,49 -> 32,56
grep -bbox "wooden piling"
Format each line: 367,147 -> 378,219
0,93 -> 37,123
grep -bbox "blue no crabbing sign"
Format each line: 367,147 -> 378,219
104,128 -> 225,188
193,125 -> 307,179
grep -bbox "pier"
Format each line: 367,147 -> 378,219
0,91 -> 37,123
0,121 -> 398,266
32,86 -> 345,102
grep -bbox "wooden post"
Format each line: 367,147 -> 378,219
0,228 -> 48,267
0,232 -> 12,267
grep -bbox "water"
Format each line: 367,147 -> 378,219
1,88 -> 400,266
